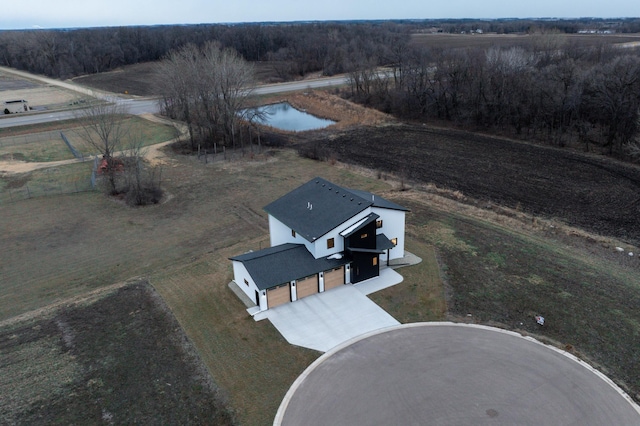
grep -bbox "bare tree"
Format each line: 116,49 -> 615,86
627,110 -> 640,160
75,101 -> 130,193
582,55 -> 640,155
155,42 -> 255,151
122,132 -> 163,206
239,106 -> 270,153
155,44 -> 200,149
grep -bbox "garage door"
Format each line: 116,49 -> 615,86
324,266 -> 345,291
267,283 -> 291,308
296,275 -> 318,299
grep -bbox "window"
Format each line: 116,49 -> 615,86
391,238 -> 397,246
292,229 -> 296,238
373,257 -> 378,266
360,233 -> 368,239
376,219 -> 383,229
327,238 -> 335,249
244,278 -> 249,286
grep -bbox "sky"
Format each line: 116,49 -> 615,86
2,0 -> 640,30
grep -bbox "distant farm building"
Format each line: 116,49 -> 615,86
3,100 -> 29,114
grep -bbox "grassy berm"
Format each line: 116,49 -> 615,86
0,281 -> 236,425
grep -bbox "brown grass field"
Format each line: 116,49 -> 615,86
2,58 -> 640,423
72,61 -> 291,97
1,70 -> 92,111
2,145 -> 640,423
0,280 -> 236,424
0,116 -> 178,163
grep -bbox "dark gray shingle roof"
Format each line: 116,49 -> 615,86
263,177 -> 408,242
264,177 -> 372,242
230,243 -> 348,290
376,233 -> 396,251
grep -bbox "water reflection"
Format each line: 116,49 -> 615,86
242,102 -> 335,131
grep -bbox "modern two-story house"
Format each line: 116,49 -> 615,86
230,177 -> 408,311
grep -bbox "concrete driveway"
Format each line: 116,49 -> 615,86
253,268 -> 403,352
275,323 -> 640,426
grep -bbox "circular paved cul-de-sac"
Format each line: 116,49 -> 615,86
275,323 -> 640,426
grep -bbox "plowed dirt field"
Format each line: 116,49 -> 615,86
311,123 -> 640,245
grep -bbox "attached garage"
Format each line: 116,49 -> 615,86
296,275 -> 319,299
324,266 -> 345,291
267,283 -> 291,308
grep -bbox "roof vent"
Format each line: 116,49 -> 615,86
307,202 -> 313,210
343,194 -> 346,197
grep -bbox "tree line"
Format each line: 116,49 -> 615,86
346,37 -> 640,158
155,42 -> 254,151
0,22 -> 408,79
4,19 -> 639,80
3,20 -> 640,157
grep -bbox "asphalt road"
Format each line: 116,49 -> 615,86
0,65 -> 351,129
276,323 -> 640,426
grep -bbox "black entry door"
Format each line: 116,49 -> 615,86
350,253 -> 379,283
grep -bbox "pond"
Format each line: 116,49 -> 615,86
242,102 -> 335,131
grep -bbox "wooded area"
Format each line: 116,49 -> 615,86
3,19 -> 639,79
347,36 -> 640,158
2,19 -> 640,157
0,22 -> 409,79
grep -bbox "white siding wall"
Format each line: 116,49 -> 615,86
269,215 -> 300,246
268,215 -> 318,256
270,211 -> 374,259
268,208 -> 405,261
372,208 -> 406,260
313,209 -> 372,259
232,260 -> 265,310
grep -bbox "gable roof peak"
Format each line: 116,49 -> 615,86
264,177 -> 408,242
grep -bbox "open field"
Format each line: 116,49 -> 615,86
2,78 -> 640,422
72,60 -> 288,97
0,149 -> 391,424
0,116 -> 179,203
0,280 -> 235,424
307,123 -> 640,246
410,32 -> 640,50
0,161 -> 93,203
2,142 -> 640,423
72,62 -> 160,97
0,116 -> 178,163
1,69 -> 91,112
